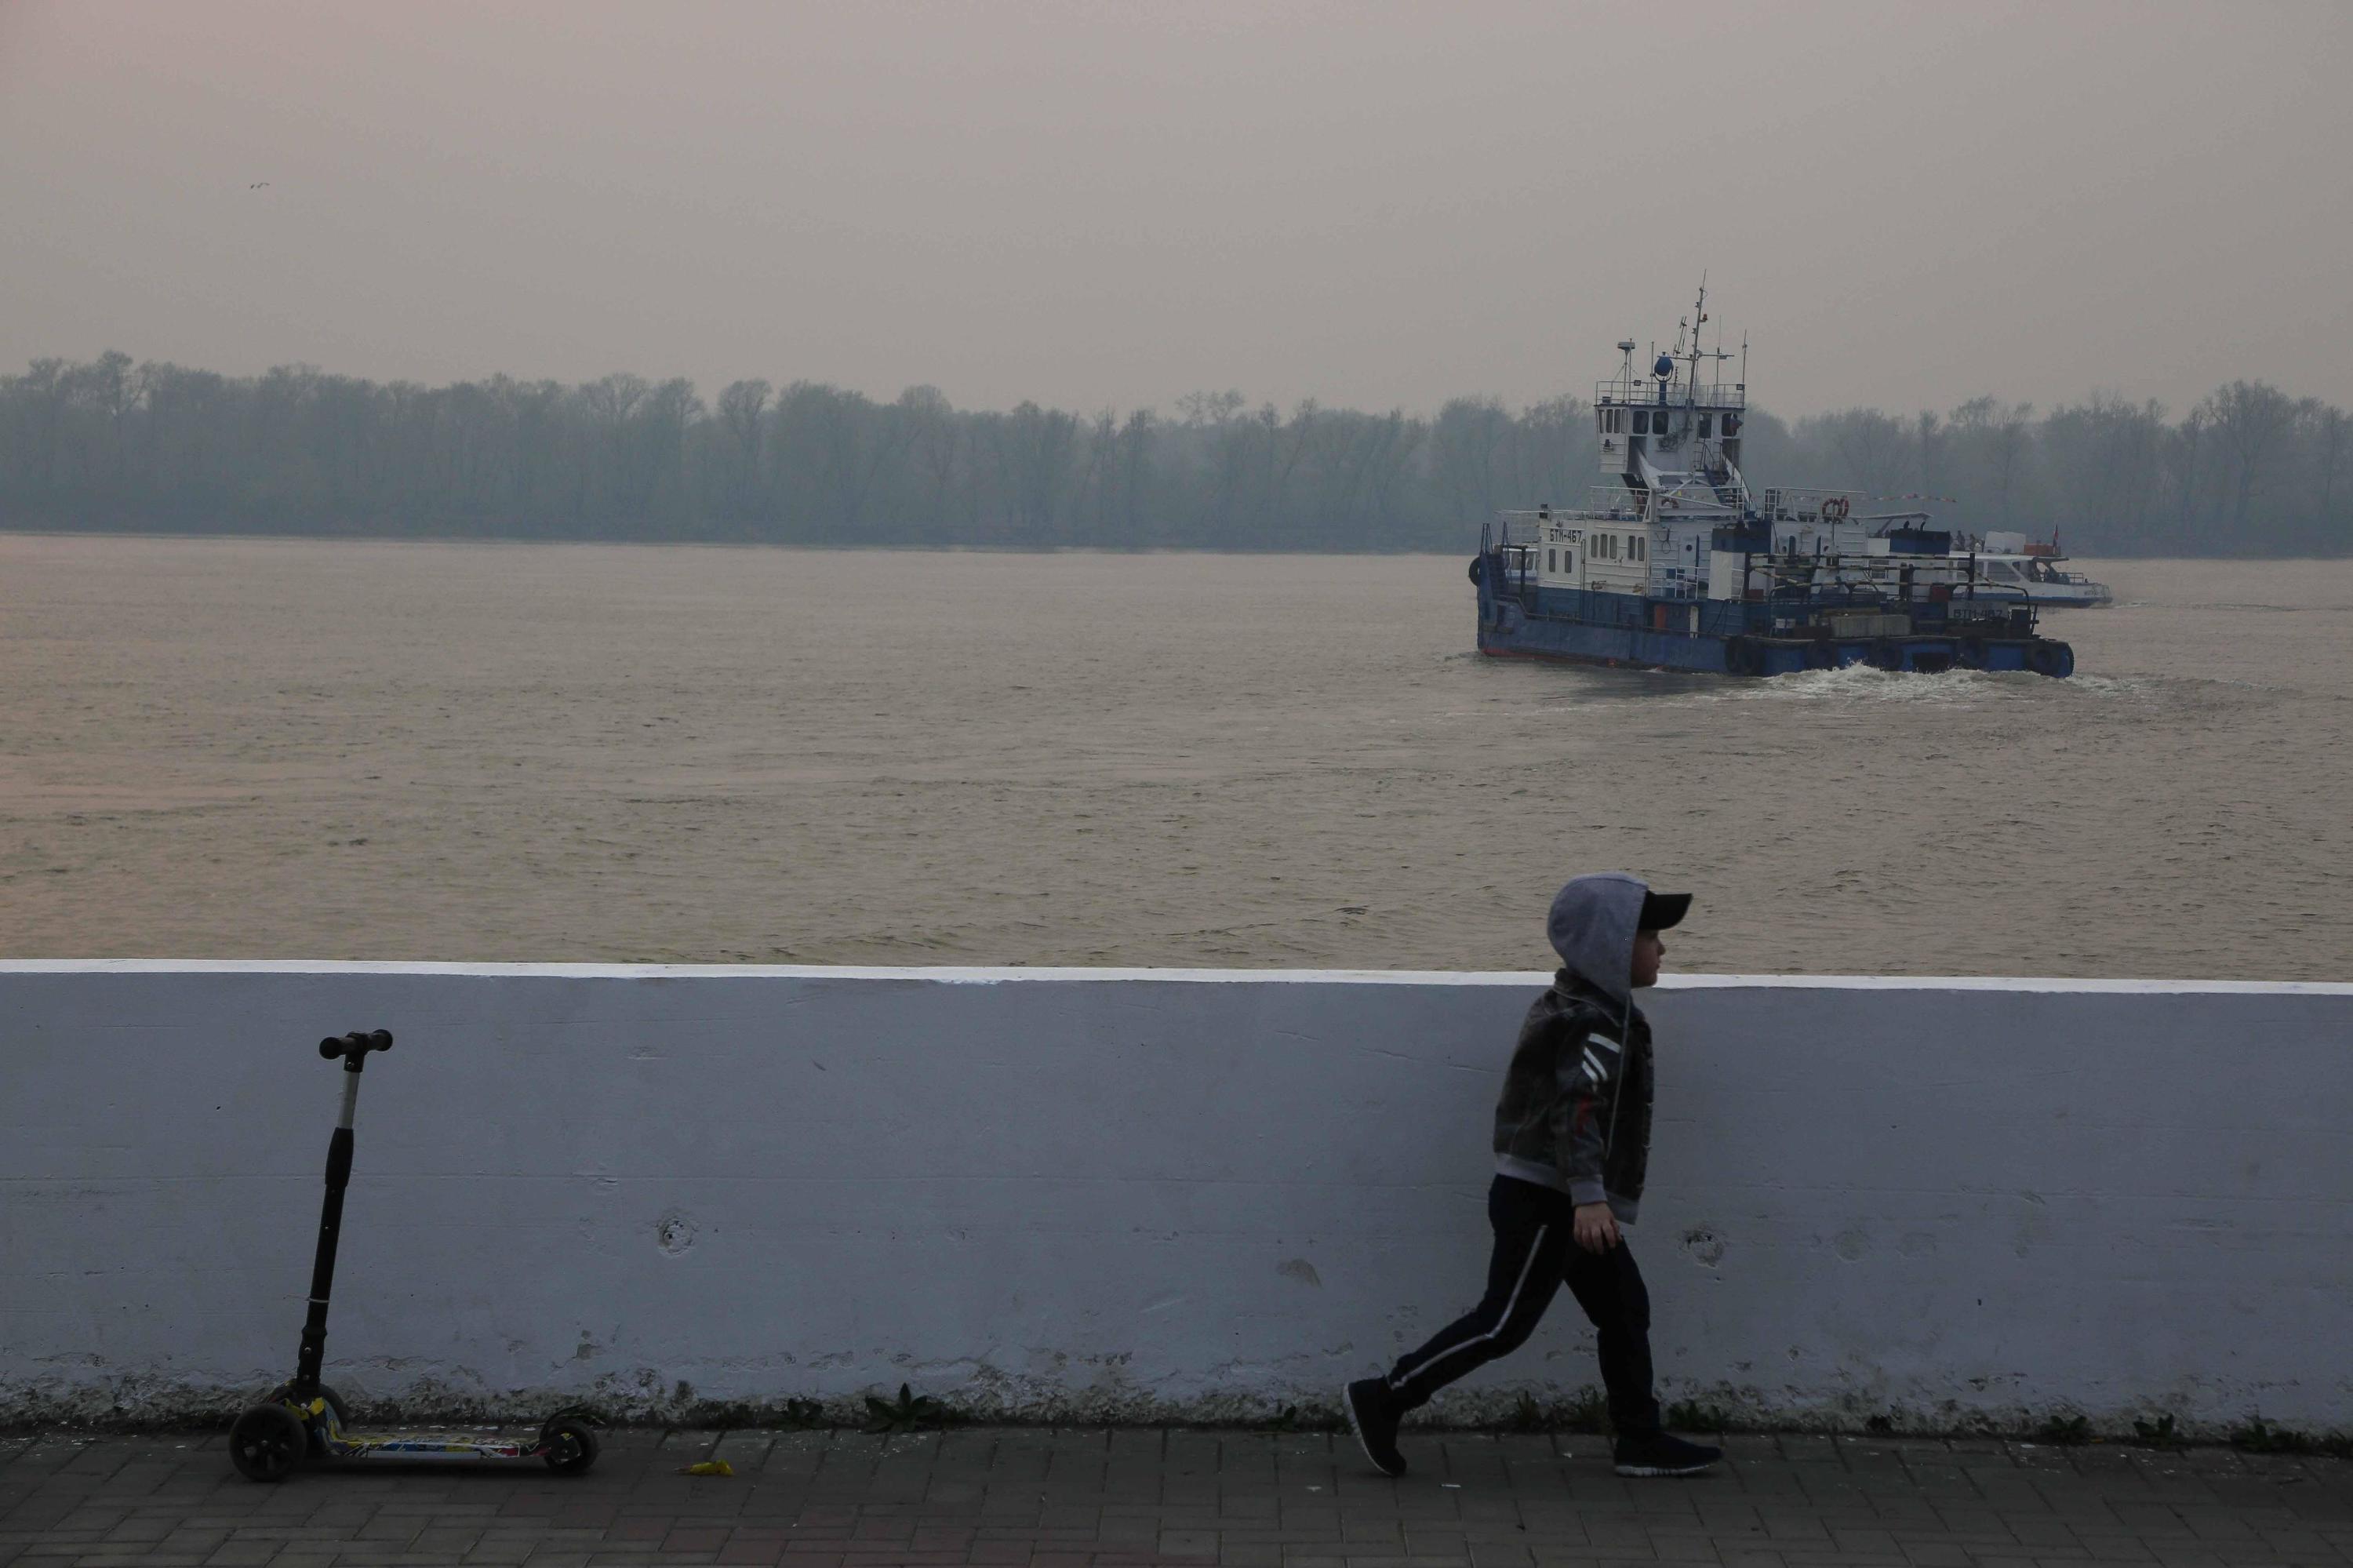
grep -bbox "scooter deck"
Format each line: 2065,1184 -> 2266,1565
302,1399 -> 574,1464
328,1432 -> 540,1461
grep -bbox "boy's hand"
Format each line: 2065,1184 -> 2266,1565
1573,1202 -> 1620,1253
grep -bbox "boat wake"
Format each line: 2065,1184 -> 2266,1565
1688,664 -> 2144,705
2122,600 -> 2332,613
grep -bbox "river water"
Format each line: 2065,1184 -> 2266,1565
2,535 -> 2346,980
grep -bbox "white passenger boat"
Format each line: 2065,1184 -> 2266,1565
1950,533 -> 2114,609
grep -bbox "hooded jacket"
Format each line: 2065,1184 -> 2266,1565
1491,872 -> 1657,1220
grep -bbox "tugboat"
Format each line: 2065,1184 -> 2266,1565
1947,531 -> 2115,609
1470,289 -> 2076,678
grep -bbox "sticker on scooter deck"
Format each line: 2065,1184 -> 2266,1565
344,1436 -> 530,1459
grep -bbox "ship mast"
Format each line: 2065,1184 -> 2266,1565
1680,275 -> 1733,408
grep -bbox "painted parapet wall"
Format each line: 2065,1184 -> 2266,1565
3,962 -> 2349,1432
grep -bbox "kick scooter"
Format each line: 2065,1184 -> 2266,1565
227,1029 -> 601,1481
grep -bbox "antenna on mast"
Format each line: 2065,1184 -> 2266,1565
1682,274 -> 1730,406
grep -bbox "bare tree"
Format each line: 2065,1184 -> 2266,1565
2311,403 -> 2351,526
1912,411 -> 1947,500
1115,409 -> 1155,536
1507,395 -> 1594,513
715,379 -> 771,519
1949,398 -> 2035,526
1807,408 -> 1913,500
2196,380 -> 2298,533
897,385 -> 961,533
992,401 -> 1079,542
642,377 -> 704,518
1433,396 -> 1511,523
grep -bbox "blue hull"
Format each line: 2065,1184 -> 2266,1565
1475,585 -> 2072,678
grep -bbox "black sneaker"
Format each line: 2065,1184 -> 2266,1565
1343,1378 -> 1407,1478
1613,1432 -> 1722,1477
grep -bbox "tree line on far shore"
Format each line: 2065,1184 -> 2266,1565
2,351 -> 2345,555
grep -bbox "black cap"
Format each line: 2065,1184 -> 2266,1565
1638,890 -> 1691,931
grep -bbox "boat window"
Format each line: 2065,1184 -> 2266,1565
1697,414 -> 1712,438
1547,549 -> 1557,572
1723,413 -> 1740,437
1634,411 -> 1649,435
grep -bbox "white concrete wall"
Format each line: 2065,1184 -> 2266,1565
4,962 -> 2348,1432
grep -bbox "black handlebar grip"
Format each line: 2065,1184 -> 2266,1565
318,1029 -> 395,1060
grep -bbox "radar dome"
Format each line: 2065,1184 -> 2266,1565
1653,353 -> 1675,380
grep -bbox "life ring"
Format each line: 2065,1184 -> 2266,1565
1821,497 -> 1851,521
1467,555 -> 1486,584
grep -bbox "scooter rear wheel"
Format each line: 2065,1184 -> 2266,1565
229,1402 -> 308,1482
540,1417 -> 600,1475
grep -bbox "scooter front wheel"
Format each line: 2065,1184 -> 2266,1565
229,1402 -> 308,1482
540,1417 -> 600,1475
265,1381 -> 350,1453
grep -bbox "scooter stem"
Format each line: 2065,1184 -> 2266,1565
293,1031 -> 391,1396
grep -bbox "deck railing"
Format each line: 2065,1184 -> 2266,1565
1592,378 -> 1747,409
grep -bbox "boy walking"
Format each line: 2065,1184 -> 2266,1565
1344,872 -> 1722,1479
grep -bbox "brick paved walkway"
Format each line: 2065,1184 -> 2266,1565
4,1427 -> 2348,1568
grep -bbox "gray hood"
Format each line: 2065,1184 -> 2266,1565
1545,871 -> 1651,1004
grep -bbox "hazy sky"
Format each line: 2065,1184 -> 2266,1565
5,2 -> 2348,419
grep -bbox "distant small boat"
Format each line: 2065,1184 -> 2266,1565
1949,533 -> 2115,609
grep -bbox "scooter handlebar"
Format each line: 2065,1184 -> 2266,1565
318,1029 -> 394,1062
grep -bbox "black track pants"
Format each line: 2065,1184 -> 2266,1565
1382,1175 -> 1661,1435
